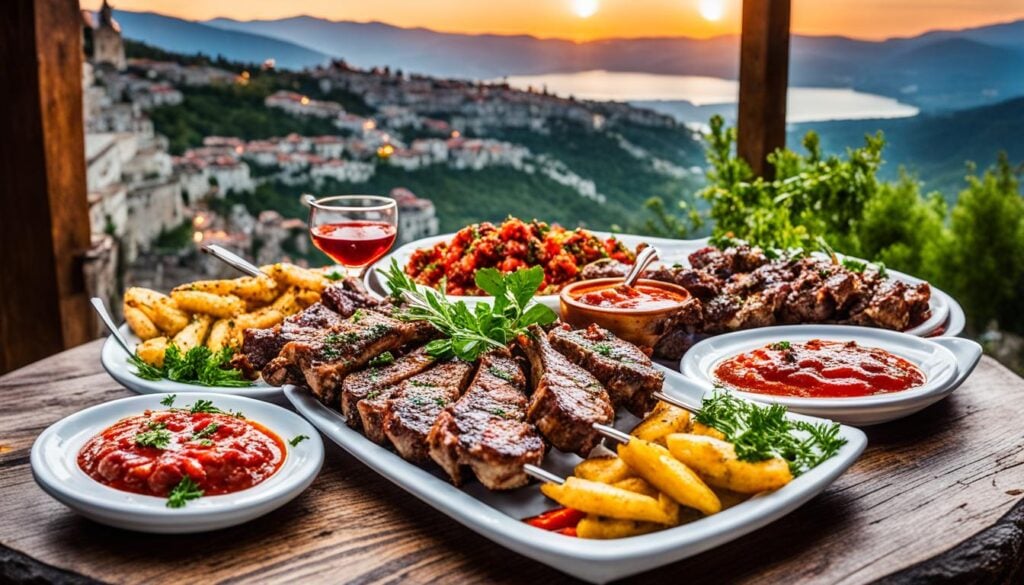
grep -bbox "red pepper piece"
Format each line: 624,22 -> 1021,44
556,527 -> 578,537
525,507 -> 586,531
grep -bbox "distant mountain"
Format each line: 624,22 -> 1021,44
792,96 -> 1024,196
111,10 -> 329,70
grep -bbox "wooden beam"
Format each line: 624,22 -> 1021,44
737,0 -> 792,178
0,0 -> 93,373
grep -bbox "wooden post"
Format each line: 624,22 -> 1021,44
0,0 -> 93,373
737,0 -> 791,178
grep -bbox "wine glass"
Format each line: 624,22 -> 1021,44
307,195 -> 398,277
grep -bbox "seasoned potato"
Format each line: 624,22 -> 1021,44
574,457 -> 635,484
230,275 -> 279,304
540,477 -> 679,525
172,279 -> 236,296
617,437 -> 721,515
235,308 -> 284,331
611,477 -> 659,498
666,433 -> 793,494
152,297 -> 189,335
124,287 -> 169,321
124,306 -> 160,340
172,315 -> 213,352
207,319 -> 237,352
135,336 -> 168,368
268,290 -> 300,316
295,288 -> 321,309
263,263 -> 328,293
170,290 -> 245,318
690,421 -> 727,440
631,401 -> 691,444
576,516 -> 663,539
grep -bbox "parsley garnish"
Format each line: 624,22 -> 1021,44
135,428 -> 172,449
488,366 -> 514,382
166,477 -> 204,508
189,399 -> 224,414
160,394 -> 177,407
369,351 -> 395,367
325,270 -> 344,281
770,341 -> 792,351
694,390 -> 847,475
147,421 -> 167,431
593,343 -> 614,357
490,408 -> 508,418
130,345 -> 250,387
351,309 -> 365,323
289,434 -> 310,447
190,422 -> 219,441
382,260 -> 557,362
841,258 -> 867,273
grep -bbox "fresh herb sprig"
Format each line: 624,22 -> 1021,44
694,390 -> 847,476
381,260 -> 557,361
135,428 -> 172,449
128,345 -> 251,387
166,477 -> 204,508
289,435 -> 310,447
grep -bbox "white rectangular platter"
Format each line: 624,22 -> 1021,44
285,366 -> 867,584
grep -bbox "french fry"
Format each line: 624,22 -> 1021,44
574,457 -> 635,484
207,319 -> 236,352
235,308 -> 285,331
295,288 -> 321,309
170,290 -> 245,318
540,477 -> 679,525
268,290 -> 300,315
617,437 -> 722,515
263,263 -> 328,292
230,275 -> 279,304
576,516 -> 663,539
631,401 -> 691,444
172,315 -> 213,352
172,280 -> 236,296
124,306 -> 160,340
666,433 -> 793,494
124,287 -> 169,322
153,297 -> 189,335
135,336 -> 168,368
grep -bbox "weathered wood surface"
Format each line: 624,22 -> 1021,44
737,0 -> 791,178
2,340 -> 1024,584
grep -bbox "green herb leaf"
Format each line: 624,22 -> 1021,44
368,351 -> 395,368
134,344 -> 250,387
189,399 -> 224,414
325,270 -> 344,281
166,477 -> 204,508
160,394 -> 177,407
770,341 -> 792,351
289,434 -> 310,447
190,422 -> 219,441
135,428 -> 172,449
129,354 -> 163,380
841,258 -> 867,273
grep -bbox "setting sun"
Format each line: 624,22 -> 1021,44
572,0 -> 599,19
698,0 -> 725,22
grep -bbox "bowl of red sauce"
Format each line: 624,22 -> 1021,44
560,278 -> 691,348
31,393 -> 323,533
680,325 -> 982,425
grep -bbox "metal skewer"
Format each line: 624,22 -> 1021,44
622,246 -> 659,288
592,423 -> 633,445
652,391 -> 701,414
90,297 -> 133,356
523,464 -> 565,485
201,244 -> 267,278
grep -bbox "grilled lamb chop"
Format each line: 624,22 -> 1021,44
339,347 -> 436,427
428,349 -> 545,490
548,324 -> 664,417
233,302 -> 347,383
519,325 -> 614,456
277,310 -> 434,405
381,360 -> 476,461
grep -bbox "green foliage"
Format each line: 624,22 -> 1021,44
152,220 -> 194,252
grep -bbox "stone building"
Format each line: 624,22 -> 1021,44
92,1 -> 126,71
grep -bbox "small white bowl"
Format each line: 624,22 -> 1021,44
31,392 -> 323,533
680,325 -> 982,426
101,324 -> 282,402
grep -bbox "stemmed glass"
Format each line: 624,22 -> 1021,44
307,195 -> 398,276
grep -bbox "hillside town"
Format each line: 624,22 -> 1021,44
78,1 -> 692,322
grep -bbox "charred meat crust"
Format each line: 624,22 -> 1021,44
340,347 -> 436,428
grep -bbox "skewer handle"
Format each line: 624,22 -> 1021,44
652,391 -> 701,414
523,464 -> 565,485
201,244 -> 266,278
592,423 -> 633,444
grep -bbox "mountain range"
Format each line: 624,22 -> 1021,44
107,9 -> 1024,112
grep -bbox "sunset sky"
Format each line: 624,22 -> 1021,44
82,0 -> 1024,41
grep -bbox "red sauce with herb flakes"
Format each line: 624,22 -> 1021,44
573,283 -> 686,311
77,409 -> 285,498
714,339 -> 926,398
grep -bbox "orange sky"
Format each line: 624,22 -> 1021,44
81,0 -> 1024,41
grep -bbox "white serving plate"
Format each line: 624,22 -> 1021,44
366,233 -> 954,337
680,325 -> 982,426
31,392 -> 324,533
101,324 -> 282,402
285,367 -> 866,584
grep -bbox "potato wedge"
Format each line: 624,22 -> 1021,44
540,477 -> 679,525
268,290 -> 300,316
135,336 -> 168,368
611,477 -> 659,498
617,437 -> 721,515
172,280 -> 236,296
295,288 -> 321,309
263,263 -> 327,293
235,308 -> 285,331
574,457 -> 636,484
631,401 -> 691,444
172,315 -> 213,352
152,297 -> 189,335
231,275 -> 279,304
576,516 -> 663,539
124,287 -> 169,322
690,421 -> 727,440
207,319 -> 237,352
666,433 -> 793,494
170,290 -> 245,318
124,306 -> 160,340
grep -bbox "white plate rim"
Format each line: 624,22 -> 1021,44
31,392 -> 324,529
283,367 -> 866,583
101,324 -> 281,400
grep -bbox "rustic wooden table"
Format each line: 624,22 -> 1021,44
2,339 -> 1023,584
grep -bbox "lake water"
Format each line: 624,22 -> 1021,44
502,70 -> 919,123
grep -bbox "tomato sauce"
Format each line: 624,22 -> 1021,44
714,339 -> 925,398
573,283 -> 686,311
78,410 -> 285,498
